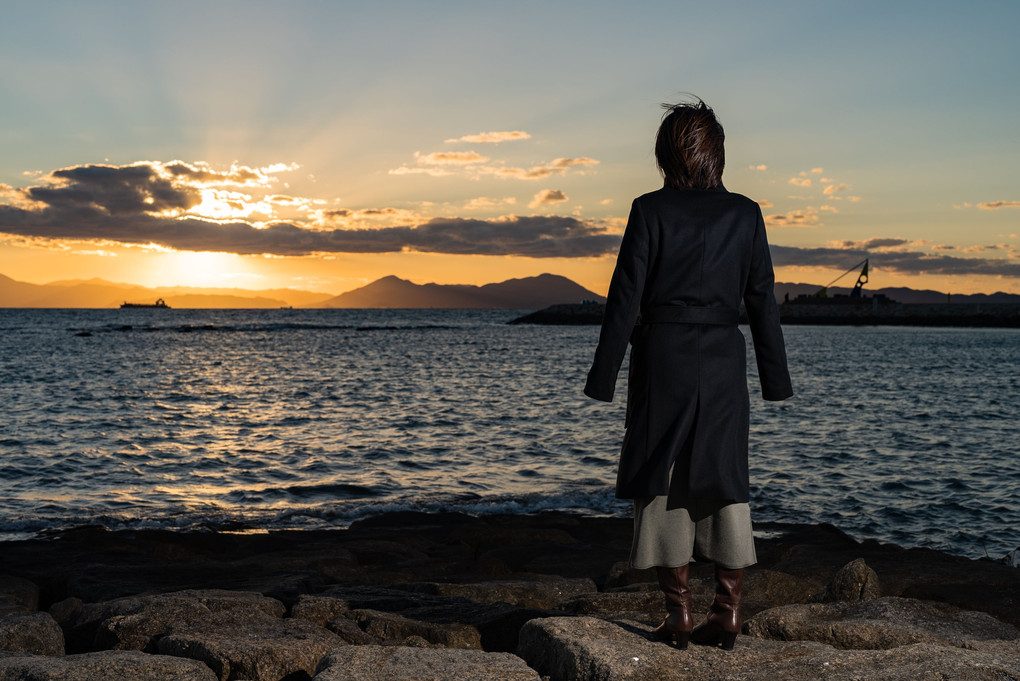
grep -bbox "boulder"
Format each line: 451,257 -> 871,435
746,596 -> 1020,649
349,609 -> 481,649
291,595 -> 352,627
767,536 -> 1020,627
394,577 -> 597,609
0,650 -> 218,680
309,587 -> 447,614
563,590 -> 662,618
809,558 -> 881,603
515,615 -> 1020,681
566,569 -> 821,624
323,615 -> 378,645
742,569 -> 823,614
0,613 -> 64,656
397,601 -> 552,653
157,608 -> 346,681
65,589 -> 286,653
313,645 -> 541,681
0,577 -> 38,616
602,561 -> 656,590
302,587 -> 553,652
288,595 -> 376,644
46,599 -> 81,630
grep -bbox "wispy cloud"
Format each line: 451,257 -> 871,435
823,183 -> 850,195
390,151 -> 492,176
445,131 -> 531,144
321,206 -> 424,226
390,129 -> 599,181
765,208 -> 819,227
389,156 -> 599,180
162,160 -> 299,187
418,151 -> 490,165
463,196 -> 517,210
748,164 -> 767,171
833,238 -> 910,250
962,243 -> 1009,253
788,177 -> 812,187
488,157 -> 599,180
529,189 -> 568,209
978,200 -> 1020,210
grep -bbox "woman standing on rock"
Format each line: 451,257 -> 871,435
584,98 -> 793,650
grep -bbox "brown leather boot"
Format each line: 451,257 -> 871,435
652,564 -> 693,649
691,565 -> 743,650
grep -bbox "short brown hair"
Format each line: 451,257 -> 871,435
655,98 -> 725,190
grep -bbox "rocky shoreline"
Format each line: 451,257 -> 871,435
1,511 -> 1018,679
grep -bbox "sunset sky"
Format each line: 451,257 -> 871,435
2,0 -> 1019,296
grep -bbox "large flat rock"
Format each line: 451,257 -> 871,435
156,608 -> 347,681
394,577 -> 597,609
565,569 -> 819,624
313,646 -> 541,681
303,587 -> 555,652
64,589 -> 285,653
0,613 -> 64,656
747,596 -> 1020,649
0,650 -> 218,681
516,616 -> 1020,681
349,609 -> 481,648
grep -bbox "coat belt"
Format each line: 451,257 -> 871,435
639,305 -> 739,326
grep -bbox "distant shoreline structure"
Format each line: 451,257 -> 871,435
510,300 -> 1020,328
2,271 -> 1018,309
120,298 -> 171,309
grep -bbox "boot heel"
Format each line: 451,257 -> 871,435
675,630 -> 690,650
720,631 -> 737,651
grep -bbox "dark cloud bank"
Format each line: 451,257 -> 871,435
0,163 -> 616,258
2,162 -> 1018,275
771,245 -> 1020,277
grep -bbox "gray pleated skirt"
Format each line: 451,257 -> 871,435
629,466 -> 757,570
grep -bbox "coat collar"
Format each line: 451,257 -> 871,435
663,182 -> 727,193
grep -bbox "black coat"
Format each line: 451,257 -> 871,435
585,185 -> 793,502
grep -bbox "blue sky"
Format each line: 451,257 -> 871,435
1,0 -> 1018,294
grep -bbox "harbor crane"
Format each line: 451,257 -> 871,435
814,259 -> 869,299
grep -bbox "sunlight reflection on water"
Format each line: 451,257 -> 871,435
0,309 -> 1017,559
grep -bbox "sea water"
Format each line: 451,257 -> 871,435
0,308 -> 1017,560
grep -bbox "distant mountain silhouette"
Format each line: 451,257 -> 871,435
2,271 -> 1017,308
320,274 -> 605,308
0,274 -> 332,308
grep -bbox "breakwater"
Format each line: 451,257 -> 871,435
510,302 -> 1020,328
0,512 -> 1018,680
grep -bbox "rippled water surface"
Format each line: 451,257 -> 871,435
1,309 -> 1017,559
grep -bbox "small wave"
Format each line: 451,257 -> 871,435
356,325 -> 457,331
0,484 -> 625,541
72,322 -> 459,335
280,482 -> 385,499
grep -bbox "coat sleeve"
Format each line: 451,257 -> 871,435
744,207 -> 793,401
584,199 -> 651,402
